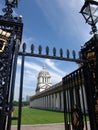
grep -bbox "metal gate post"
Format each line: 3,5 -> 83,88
80,1 -> 98,128
0,1 -> 23,130
80,34 -> 98,129
17,43 -> 26,130
7,40 -> 20,130
0,34 -> 15,130
94,36 -> 98,128
83,64 -> 97,130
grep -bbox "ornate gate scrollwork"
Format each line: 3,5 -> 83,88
0,29 -> 11,106
0,0 -> 23,130
71,104 -> 84,130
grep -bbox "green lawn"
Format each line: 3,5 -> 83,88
12,107 -> 64,125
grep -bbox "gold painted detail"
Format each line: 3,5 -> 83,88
72,104 -> 84,129
87,52 -> 95,60
0,29 -> 11,53
72,111 -> 79,126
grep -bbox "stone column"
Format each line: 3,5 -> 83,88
54,93 -> 56,110
44,96 -> 46,108
52,94 -> 54,110
56,93 -> 60,110
46,96 -> 47,109
59,92 -> 61,110
49,95 -> 51,109
50,94 -> 52,110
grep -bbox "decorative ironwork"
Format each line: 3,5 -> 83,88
0,32 -> 15,130
19,44 -> 84,63
1,0 -> 98,130
53,47 -> 56,56
46,46 -> 49,55
0,1 -> 23,130
80,34 -> 98,129
71,104 -> 84,130
63,65 -> 97,130
38,45 -> 42,55
80,0 -> 98,34
0,0 -> 23,42
5,0 -> 19,8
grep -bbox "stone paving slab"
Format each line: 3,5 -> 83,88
11,123 -> 65,130
11,122 -> 91,130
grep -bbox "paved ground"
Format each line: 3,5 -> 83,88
11,122 -> 91,130
11,123 -> 65,130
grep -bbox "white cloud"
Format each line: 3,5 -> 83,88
17,57 -> 66,87
15,57 -> 65,100
15,0 -> 96,100
35,0 -> 91,45
45,59 -> 65,75
17,57 -> 66,76
17,57 -> 42,72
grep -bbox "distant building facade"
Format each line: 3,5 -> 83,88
26,95 -> 30,101
30,66 -> 64,111
30,65 -> 87,112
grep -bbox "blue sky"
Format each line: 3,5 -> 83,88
0,0 -> 96,100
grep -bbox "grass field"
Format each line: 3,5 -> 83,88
12,107 -> 64,125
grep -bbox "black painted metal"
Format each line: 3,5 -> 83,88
83,64 -> 97,130
63,66 -> 90,130
7,40 -> 19,130
62,33 -> 98,130
80,0 -> 98,34
18,40 -> 98,130
80,34 -> 98,130
18,44 -> 84,63
17,43 -> 25,130
0,1 -> 98,130
0,35 -> 15,130
0,1 -> 23,130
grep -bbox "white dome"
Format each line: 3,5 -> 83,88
36,65 -> 51,93
38,65 -> 50,77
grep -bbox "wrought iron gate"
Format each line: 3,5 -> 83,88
0,1 -> 23,130
63,64 -> 98,130
0,1 -> 98,130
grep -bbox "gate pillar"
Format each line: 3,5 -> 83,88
81,34 -> 98,130
0,1 -> 23,130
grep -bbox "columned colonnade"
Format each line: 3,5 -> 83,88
30,82 -> 64,111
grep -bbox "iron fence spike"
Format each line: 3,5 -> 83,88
31,44 -> 34,53
72,50 -> 76,59
66,49 -> 70,58
53,47 -> 56,56
38,45 -> 42,55
60,48 -> 63,57
46,46 -> 49,55
22,43 -> 26,51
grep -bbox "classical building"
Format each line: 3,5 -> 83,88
30,66 -> 64,111
30,65 -> 88,113
36,65 -> 51,93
